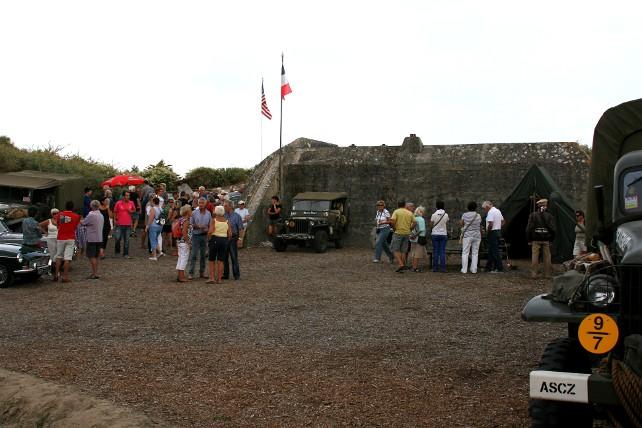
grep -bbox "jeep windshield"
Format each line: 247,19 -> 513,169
622,168 -> 642,214
292,200 -> 331,211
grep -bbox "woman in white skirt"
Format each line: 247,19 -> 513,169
573,210 -> 587,256
39,208 -> 59,260
175,204 -> 192,282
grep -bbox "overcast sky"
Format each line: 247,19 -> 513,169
1,1 -> 641,175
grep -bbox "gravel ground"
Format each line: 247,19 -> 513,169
0,241 -> 564,427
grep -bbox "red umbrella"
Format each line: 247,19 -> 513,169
101,175 -> 145,188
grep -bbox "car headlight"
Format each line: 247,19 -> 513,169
16,253 -> 23,263
288,220 -> 295,228
309,220 -> 315,226
585,274 -> 617,308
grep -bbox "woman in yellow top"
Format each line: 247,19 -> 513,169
207,205 -> 231,284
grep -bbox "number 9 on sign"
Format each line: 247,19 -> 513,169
578,313 -> 619,354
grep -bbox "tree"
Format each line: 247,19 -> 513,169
220,167 -> 252,186
183,167 -> 223,189
142,160 -> 181,189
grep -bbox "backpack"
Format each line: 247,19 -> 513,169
529,211 -> 555,241
171,218 -> 183,238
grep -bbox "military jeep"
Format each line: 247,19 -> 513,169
274,192 -> 349,253
522,99 -> 642,427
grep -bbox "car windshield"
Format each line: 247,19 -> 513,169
622,168 -> 642,214
292,200 -> 331,211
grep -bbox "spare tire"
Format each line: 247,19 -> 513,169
529,337 -> 593,428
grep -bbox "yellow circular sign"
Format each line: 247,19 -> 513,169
578,313 -> 619,354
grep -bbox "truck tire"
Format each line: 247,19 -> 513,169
313,230 -> 328,253
273,238 -> 287,252
529,337 -> 593,428
0,263 -> 14,288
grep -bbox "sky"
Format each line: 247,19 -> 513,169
1,1 -> 641,176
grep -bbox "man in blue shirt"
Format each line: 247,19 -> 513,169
22,206 -> 42,247
223,200 -> 244,280
82,187 -> 93,218
188,197 -> 212,279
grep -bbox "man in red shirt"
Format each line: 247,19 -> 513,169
113,191 -> 136,258
54,201 -> 80,282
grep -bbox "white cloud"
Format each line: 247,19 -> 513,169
1,0 -> 641,176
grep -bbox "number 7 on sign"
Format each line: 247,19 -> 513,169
578,314 -> 619,354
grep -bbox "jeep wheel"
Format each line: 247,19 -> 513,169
0,263 -> 14,288
529,338 -> 593,428
273,238 -> 287,252
313,230 -> 328,253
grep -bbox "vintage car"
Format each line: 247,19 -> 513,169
0,243 -> 51,287
274,192 -> 349,253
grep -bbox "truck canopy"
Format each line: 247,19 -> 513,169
0,170 -> 85,212
587,99 -> 642,240
293,192 -> 348,201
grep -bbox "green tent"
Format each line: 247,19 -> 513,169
499,165 -> 578,262
586,98 -> 642,241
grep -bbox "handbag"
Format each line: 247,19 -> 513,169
430,212 -> 446,235
459,214 -> 480,244
418,235 -> 428,246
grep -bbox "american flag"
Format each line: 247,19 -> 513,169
261,81 -> 272,120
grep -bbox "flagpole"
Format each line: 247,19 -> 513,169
260,78 -> 263,163
278,53 -> 283,198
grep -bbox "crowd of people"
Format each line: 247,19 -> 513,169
17,180 -> 589,283
20,182 -> 251,284
372,197 -> 585,278
373,199 -> 506,274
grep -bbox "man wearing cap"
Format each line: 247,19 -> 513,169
234,200 -> 251,247
526,199 -> 556,279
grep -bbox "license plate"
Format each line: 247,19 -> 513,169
530,370 -> 589,403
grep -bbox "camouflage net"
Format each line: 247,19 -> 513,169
611,359 -> 642,428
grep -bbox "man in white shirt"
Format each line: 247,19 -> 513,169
482,200 -> 504,273
234,200 -> 251,247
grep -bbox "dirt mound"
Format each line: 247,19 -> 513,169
0,368 -> 167,428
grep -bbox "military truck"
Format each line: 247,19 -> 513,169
274,192 -> 349,253
522,99 -> 642,427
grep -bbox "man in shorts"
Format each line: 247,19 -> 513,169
54,201 -> 80,283
389,201 -> 416,273
81,200 -> 104,279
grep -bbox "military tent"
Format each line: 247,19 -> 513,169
499,165 -> 578,262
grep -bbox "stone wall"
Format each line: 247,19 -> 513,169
244,136 -> 590,246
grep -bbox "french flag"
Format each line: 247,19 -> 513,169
281,64 -> 292,100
